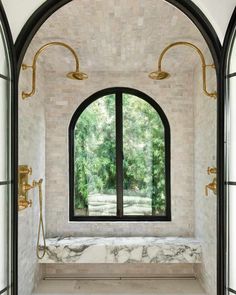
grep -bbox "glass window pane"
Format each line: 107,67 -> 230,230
0,23 -> 10,77
123,94 -> 166,216
228,185 -> 236,291
74,95 -> 116,216
228,77 -> 236,182
229,28 -> 236,74
0,78 -> 10,181
0,185 -> 9,290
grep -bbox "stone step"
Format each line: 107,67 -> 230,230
33,279 -> 206,295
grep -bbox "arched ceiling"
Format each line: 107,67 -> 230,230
25,0 -> 212,74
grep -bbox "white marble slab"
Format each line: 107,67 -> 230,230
39,237 -> 202,264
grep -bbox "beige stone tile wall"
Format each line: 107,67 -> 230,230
43,70 -> 195,237
18,44 -> 46,295
17,1 -> 218,293
18,45 -> 217,295
193,50 -> 217,295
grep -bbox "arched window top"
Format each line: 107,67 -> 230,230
69,87 -> 170,221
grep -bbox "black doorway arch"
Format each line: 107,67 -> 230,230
14,1 -> 224,295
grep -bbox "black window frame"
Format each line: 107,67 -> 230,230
69,87 -> 171,222
0,2 -> 17,295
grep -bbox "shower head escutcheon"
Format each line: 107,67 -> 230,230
148,69 -> 170,80
67,71 -> 88,80
148,41 -> 217,99
21,41 -> 88,99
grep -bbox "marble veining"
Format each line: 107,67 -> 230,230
39,237 -> 201,264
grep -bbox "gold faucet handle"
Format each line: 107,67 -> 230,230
18,197 -> 33,211
19,165 -> 32,175
207,167 -> 217,175
205,178 -> 217,196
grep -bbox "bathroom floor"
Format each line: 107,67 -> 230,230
33,279 -> 206,295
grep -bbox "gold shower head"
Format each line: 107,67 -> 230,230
149,41 -> 217,98
148,69 -> 170,80
21,42 -> 88,99
67,71 -> 88,80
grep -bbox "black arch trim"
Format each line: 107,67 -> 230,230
220,7 -> 236,295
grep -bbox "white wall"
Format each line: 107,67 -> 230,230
193,49 -> 217,295
2,0 -> 236,43
18,41 -> 46,295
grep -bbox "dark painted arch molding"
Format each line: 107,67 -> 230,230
220,6 -> 236,295
13,1 -> 224,295
222,7 -> 236,75
0,2 -> 18,295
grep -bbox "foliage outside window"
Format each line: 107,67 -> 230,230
70,88 -> 170,221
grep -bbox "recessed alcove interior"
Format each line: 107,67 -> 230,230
18,0 -> 217,294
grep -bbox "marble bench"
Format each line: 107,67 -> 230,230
39,237 -> 202,264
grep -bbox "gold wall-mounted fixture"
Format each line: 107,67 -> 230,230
149,41 -> 217,99
18,165 -> 42,211
21,41 -> 88,99
207,166 -> 217,175
205,166 -> 217,196
205,177 -> 217,196
18,165 -> 34,211
18,166 -> 46,257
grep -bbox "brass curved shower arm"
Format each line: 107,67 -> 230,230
157,41 -> 217,98
21,42 -> 81,99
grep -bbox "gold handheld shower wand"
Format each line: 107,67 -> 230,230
33,179 -> 46,259
18,165 -> 46,258
149,41 -> 217,99
21,41 -> 88,99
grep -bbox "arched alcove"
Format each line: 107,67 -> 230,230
14,1 -> 224,295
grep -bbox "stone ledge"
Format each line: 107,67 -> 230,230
39,237 -> 201,264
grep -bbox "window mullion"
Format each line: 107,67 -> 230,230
115,91 -> 123,218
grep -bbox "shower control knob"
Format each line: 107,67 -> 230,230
207,167 -> 217,175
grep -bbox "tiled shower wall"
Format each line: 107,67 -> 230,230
43,69 -> 195,237
18,48 -> 217,295
18,46 -> 46,295
193,49 -> 217,295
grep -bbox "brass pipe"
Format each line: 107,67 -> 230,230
149,41 -> 217,99
21,41 -> 88,99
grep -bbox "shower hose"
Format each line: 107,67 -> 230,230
35,179 -> 46,259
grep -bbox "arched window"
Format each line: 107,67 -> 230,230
69,88 -> 170,221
